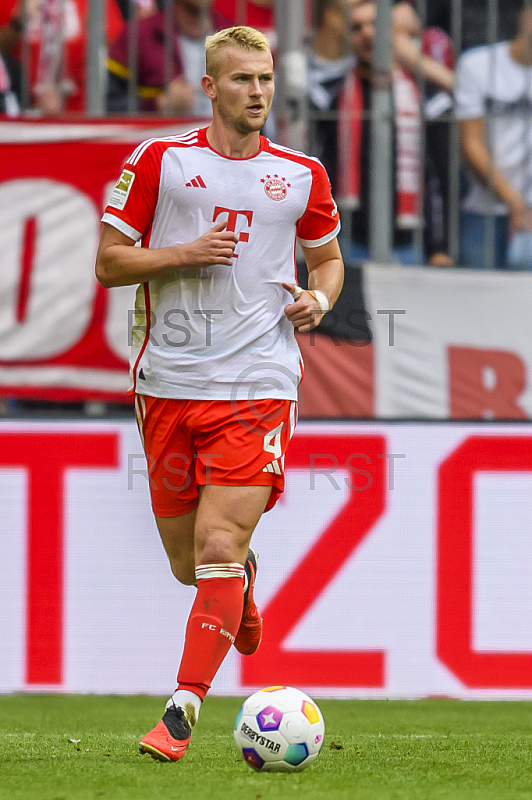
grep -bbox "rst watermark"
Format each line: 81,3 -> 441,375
308,308 -> 406,346
127,451 -> 405,492
128,308 -> 406,348
128,361 -> 406,493
128,452 -> 222,490
309,452 -> 405,490
129,309 -> 223,348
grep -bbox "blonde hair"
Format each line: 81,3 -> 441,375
205,26 -> 271,78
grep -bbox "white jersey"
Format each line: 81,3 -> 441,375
455,42 -> 532,216
102,127 -> 340,401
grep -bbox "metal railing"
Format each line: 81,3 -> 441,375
304,0 -> 531,268
3,0 -> 532,268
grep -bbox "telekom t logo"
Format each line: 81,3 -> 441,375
213,206 -> 253,257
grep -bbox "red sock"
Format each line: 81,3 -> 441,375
177,562 -> 245,701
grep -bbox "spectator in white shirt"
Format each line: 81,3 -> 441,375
455,0 -> 532,268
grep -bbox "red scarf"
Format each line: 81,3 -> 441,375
337,67 -> 421,229
36,0 -> 65,92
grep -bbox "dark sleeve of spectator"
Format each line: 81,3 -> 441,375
424,129 -> 449,259
423,0 -> 451,34
313,96 -> 339,198
106,23 -> 130,113
107,70 -> 130,113
313,119 -> 338,194
3,53 -> 21,101
114,0 -> 130,20
423,80 -> 453,259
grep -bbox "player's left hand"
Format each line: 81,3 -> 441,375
282,283 -> 326,333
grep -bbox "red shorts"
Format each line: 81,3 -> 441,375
134,395 -> 297,517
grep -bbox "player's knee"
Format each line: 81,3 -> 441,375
196,526 -> 247,566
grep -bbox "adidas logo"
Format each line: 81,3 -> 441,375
185,175 -> 207,188
263,459 -> 282,475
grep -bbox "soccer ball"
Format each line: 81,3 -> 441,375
234,686 -> 325,772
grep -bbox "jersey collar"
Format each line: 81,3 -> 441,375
199,127 -> 266,160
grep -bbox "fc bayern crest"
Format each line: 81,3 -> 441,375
261,174 -> 291,201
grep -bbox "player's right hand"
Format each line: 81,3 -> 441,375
184,222 -> 239,268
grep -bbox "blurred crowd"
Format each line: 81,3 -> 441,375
0,0 -> 531,272
308,0 -> 532,270
0,0 -> 275,114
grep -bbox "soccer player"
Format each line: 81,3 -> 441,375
95,25 -> 344,762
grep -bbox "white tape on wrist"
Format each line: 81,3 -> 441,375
313,290 -> 330,313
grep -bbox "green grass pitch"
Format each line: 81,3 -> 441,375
1,695 -> 532,800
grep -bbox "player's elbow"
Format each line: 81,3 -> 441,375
95,258 -> 114,289
95,249 -> 118,289
95,260 -> 110,288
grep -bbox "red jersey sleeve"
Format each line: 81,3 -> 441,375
296,160 -> 340,248
102,142 -> 162,242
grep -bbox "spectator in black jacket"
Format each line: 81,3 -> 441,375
307,0 -> 353,165
320,0 -> 455,265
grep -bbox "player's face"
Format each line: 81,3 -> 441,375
350,2 -> 376,67
210,47 -> 275,136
